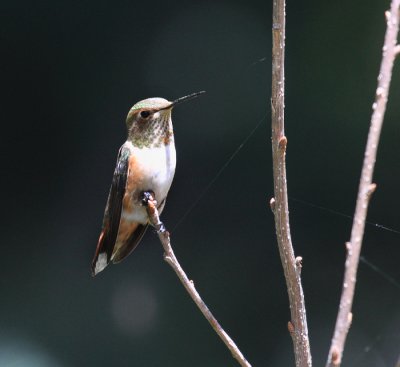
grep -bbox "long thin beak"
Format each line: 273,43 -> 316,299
158,91 -> 205,111
171,91 -> 206,107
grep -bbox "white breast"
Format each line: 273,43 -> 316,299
130,141 -> 176,197
121,140 -> 176,224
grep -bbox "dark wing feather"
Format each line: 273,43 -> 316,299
91,146 -> 130,276
111,198 -> 167,263
111,223 -> 149,263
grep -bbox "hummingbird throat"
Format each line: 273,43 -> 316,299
129,114 -> 173,149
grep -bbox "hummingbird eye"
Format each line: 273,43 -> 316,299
140,110 -> 151,118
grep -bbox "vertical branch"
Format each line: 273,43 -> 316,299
326,1 -> 400,366
145,196 -> 251,367
270,1 -> 312,367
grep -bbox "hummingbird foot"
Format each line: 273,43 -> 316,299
140,190 -> 156,206
142,191 -> 167,234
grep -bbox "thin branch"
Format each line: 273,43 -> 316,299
144,195 -> 251,367
270,1 -> 312,366
326,1 -> 400,366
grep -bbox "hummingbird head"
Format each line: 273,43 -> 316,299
126,98 -> 173,148
125,91 -> 205,148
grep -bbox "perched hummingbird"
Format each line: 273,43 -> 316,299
91,91 -> 204,276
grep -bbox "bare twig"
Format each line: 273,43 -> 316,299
270,1 -> 312,367
326,2 -> 400,366
145,196 -> 251,367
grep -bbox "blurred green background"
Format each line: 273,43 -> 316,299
1,0 -> 400,366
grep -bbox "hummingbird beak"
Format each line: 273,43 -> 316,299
171,91 -> 206,107
158,91 -> 205,111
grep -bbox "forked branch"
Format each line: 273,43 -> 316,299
326,1 -> 400,366
144,195 -> 251,367
270,0 -> 312,366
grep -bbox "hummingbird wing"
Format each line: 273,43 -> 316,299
111,222 -> 148,263
91,146 -> 130,276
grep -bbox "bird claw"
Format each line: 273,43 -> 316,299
141,190 -> 156,206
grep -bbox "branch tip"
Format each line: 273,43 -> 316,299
163,253 -> 171,262
347,312 -> 353,325
288,321 -> 295,334
367,183 -> 377,198
269,197 -> 276,211
395,44 -> 400,55
331,348 -> 340,366
278,136 -> 287,151
295,256 -> 303,268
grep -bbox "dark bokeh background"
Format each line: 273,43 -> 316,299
1,0 -> 400,366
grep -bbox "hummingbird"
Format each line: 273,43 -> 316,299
91,91 -> 205,276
